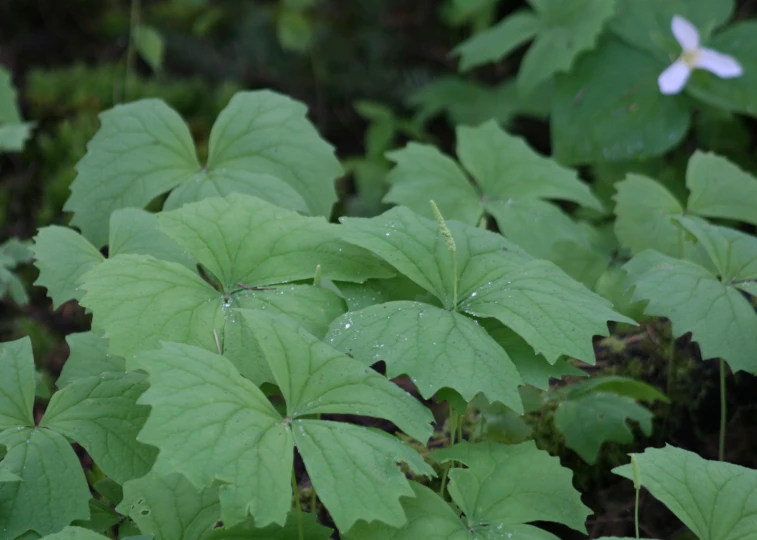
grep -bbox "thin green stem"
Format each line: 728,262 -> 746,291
291,468 -> 304,540
634,487 -> 640,539
719,359 -> 727,461
631,454 -> 641,539
439,408 -> 459,499
452,255 -> 458,310
125,0 -> 141,101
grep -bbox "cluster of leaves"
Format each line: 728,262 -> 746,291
421,0 -> 757,164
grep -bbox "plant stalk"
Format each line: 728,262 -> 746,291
292,468 -> 304,540
719,358 -> 727,461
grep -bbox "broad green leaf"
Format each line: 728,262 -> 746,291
66,92 -> 342,247
613,174 -> 686,257
385,143 -> 482,225
552,38 -> 690,165
80,254 -> 345,382
339,206 -> 527,309
40,372 -> 157,483
293,420 -> 434,532
336,275 -> 427,312
65,99 -> 199,247
687,22 -> 757,118
213,511 -> 332,539
39,528 -> 110,540
459,256 -> 633,364
118,472 -> 220,540
156,194 -> 392,291
240,310 -> 433,442
32,226 -> 104,309
0,470 -> 21,483
675,218 -> 757,285
71,499 -> 121,534
453,11 -> 540,71
0,428 -> 91,538
347,482 -> 560,540
135,25 -> 165,72
554,393 -> 653,463
57,332 -> 125,388
609,0 -> 734,57
406,77 -> 522,126
563,375 -> 668,402
624,250 -> 757,373
516,0 -> 616,93
130,342 -> 292,529
80,255 -> 223,357
614,445 -> 757,540
131,340 -> 434,533
482,320 -> 586,390
685,152 -> 757,227
197,91 -> 341,218
384,122 -> 600,237
457,121 -> 601,211
433,441 -> 591,533
325,301 -> 523,411
109,208 -> 196,269
0,337 -> 35,429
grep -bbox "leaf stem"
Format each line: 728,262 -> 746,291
719,358 -> 727,461
631,455 -> 641,540
429,200 -> 458,309
291,468 -> 304,540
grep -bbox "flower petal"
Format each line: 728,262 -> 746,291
695,48 -> 744,78
658,60 -> 692,95
672,15 -> 700,50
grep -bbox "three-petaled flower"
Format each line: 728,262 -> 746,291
658,15 -> 743,95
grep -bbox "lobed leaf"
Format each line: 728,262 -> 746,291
57,332 -> 125,389
0,337 -> 35,429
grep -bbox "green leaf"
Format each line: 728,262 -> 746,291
0,470 -> 21,483
347,482 -> 560,540
213,511 -> 332,539
277,8 -> 313,52
687,22 -> 757,118
39,527 -> 110,540
130,342 -> 292,529
554,393 -> 654,463
516,0 -> 616,94
131,339 -> 434,533
156,194 -> 392,291
609,0 -> 734,58
385,143 -> 482,225
685,152 -> 757,226
0,123 -> 34,152
623,249 -> 757,373
0,337 -> 35,429
453,11 -> 540,71
118,472 -> 221,540
40,372 -> 157,484
614,445 -> 757,540
135,25 -> 165,72
57,332 -> 125,388
66,92 -> 342,247
325,301 -> 524,411
0,67 -> 34,152
563,375 -> 668,402
433,440 -> 591,533
240,310 -> 433,442
72,499 -> 121,534
109,208 -> 196,269
552,37 -> 690,165
336,275 -> 427,312
384,122 -> 600,235
459,256 -> 633,364
32,226 -> 104,309
0,428 -> 91,538
65,99 -> 200,248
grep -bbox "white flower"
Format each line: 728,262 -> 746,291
657,15 -> 743,95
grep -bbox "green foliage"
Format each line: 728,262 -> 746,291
615,445 -> 757,539
0,68 -> 34,152
0,238 -> 32,305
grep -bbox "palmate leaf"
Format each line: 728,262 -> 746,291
65,91 -> 342,247
347,482 -> 560,540
623,238 -> 757,373
0,428 -> 91,538
39,372 -> 157,484
454,0 -> 615,94
325,301 -> 524,412
614,445 -> 757,540
340,207 -> 630,366
0,337 -> 35,429
156,194 -> 392,290
614,152 -> 757,258
33,207 -> 196,309
384,121 -> 600,251
433,441 -> 591,533
57,332 -> 125,388
130,313 -> 434,533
